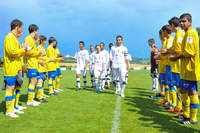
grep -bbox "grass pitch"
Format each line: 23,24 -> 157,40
0,70 -> 199,133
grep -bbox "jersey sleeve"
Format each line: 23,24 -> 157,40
182,33 -> 196,57
85,50 -> 89,62
124,47 -> 129,60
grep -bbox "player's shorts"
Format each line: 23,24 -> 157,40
94,69 -> 106,79
48,71 -> 57,78
172,72 -> 181,88
165,66 -> 172,86
37,72 -> 46,80
4,76 -> 17,86
56,68 -> 62,76
76,68 -> 87,76
159,73 -> 165,84
89,66 -> 94,75
27,69 -> 37,78
181,79 -> 198,91
151,65 -> 158,78
112,67 -> 127,81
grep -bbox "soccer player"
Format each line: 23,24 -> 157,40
160,25 -> 174,108
92,45 -> 107,92
100,42 -> 110,89
167,17 -> 185,113
35,35 -> 49,103
89,45 -> 95,88
68,41 -> 89,90
110,35 -> 129,97
169,13 -> 199,124
148,38 -> 159,91
4,19 -> 29,118
47,37 -> 63,96
54,41 -> 64,92
24,24 -> 41,106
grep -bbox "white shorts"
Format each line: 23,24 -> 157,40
89,66 -> 94,75
76,68 -> 87,76
112,67 -> 127,81
94,69 -> 106,79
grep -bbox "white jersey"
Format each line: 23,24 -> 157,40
92,52 -> 106,71
110,45 -> 128,68
101,49 -> 110,69
75,49 -> 89,70
89,52 -> 95,66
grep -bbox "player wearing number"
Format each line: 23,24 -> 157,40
92,45 -> 107,92
110,35 -> 130,97
170,13 -> 199,124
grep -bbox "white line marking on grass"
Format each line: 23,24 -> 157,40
111,96 -> 121,133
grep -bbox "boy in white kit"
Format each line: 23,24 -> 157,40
68,41 -> 89,90
100,42 -> 110,89
92,45 -> 107,93
89,45 -> 95,88
110,35 -> 130,97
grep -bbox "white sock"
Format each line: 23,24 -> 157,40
95,78 -> 98,90
152,77 -> 156,89
155,77 -> 159,90
102,78 -> 105,89
121,81 -> 126,96
77,78 -> 80,88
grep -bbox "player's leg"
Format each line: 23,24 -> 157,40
120,67 -> 126,97
82,70 -> 87,89
106,69 -> 111,88
94,70 -> 99,92
55,68 -> 63,92
36,74 -> 48,103
27,69 -> 39,106
168,72 -> 177,111
48,71 -> 57,96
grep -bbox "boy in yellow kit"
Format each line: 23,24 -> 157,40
35,35 -> 49,103
4,19 -> 29,118
170,13 -> 199,124
167,17 -> 185,113
24,24 -> 41,106
54,41 -> 64,92
47,37 -> 63,96
160,25 -> 174,108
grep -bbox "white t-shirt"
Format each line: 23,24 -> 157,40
101,49 -> 110,68
75,49 -> 89,70
92,52 -> 106,71
110,45 -> 128,68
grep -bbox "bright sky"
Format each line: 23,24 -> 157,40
0,0 -> 200,58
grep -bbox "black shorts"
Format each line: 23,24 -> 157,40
151,65 -> 158,78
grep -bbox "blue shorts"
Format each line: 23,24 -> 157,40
165,66 -> 172,86
56,68 -> 62,76
27,69 -> 37,78
181,79 -> 198,91
4,76 -> 17,86
48,71 -> 57,78
172,72 -> 181,87
159,73 -> 165,84
37,72 -> 45,80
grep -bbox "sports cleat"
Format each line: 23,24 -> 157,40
174,108 -> 182,113
33,100 -> 41,105
54,89 -> 59,93
39,99 -> 48,103
121,93 -> 125,98
43,95 -> 49,98
27,101 -> 39,106
6,112 -> 19,118
179,117 -> 191,124
158,99 -> 166,103
13,109 -> 24,114
95,89 -> 99,93
76,88 -> 81,91
190,121 -> 198,125
173,113 -> 184,119
99,89 -> 103,92
16,105 -> 27,111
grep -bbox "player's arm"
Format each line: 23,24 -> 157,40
84,51 -> 89,70
124,48 -> 130,71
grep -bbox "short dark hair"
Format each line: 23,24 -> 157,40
180,13 -> 192,21
39,35 -> 47,44
159,29 -> 162,35
162,25 -> 172,34
79,41 -> 85,46
95,44 -> 100,48
34,35 -> 39,41
109,43 -> 113,46
168,17 -> 180,27
49,37 -> 56,44
90,45 -> 93,47
11,19 -> 23,31
100,42 -> 105,46
28,24 -> 39,34
116,35 -> 123,40
148,38 -> 155,43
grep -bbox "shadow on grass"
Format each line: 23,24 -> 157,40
19,94 -> 28,103
0,101 -> 6,113
125,88 -> 200,133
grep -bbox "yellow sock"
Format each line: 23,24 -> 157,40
176,88 -> 182,110
56,76 -> 62,89
48,79 -> 53,94
190,94 -> 199,122
5,89 -> 13,113
165,85 -> 171,103
52,78 -> 56,90
15,87 -> 21,107
27,84 -> 35,103
182,92 -> 190,118
36,82 -> 43,100
12,89 -> 16,111
170,86 -> 177,107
